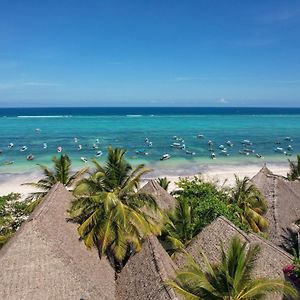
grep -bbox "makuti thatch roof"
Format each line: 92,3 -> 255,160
252,166 -> 300,247
140,180 -> 176,211
174,217 -> 293,300
0,183 -> 115,300
117,235 -> 179,300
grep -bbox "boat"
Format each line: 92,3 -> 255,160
0,150 -> 2,154
27,154 -> 34,161
197,134 -> 204,139
145,138 -> 149,143
35,128 -> 41,133
2,160 -> 14,165
274,147 -> 284,153
8,143 -> 14,149
57,146 -> 62,153
226,141 -> 234,147
239,150 -> 249,155
81,157 -> 88,163
285,137 -> 293,142
148,141 -> 153,147
256,153 -> 263,158
96,151 -> 103,157
241,139 -> 252,146
287,145 -> 294,151
185,150 -> 196,155
95,138 -> 100,144
74,137 -> 78,143
211,152 -> 216,159
92,144 -> 98,149
208,140 -> 213,146
160,154 -> 171,160
78,144 -> 82,151
135,149 -> 149,156
220,149 -> 229,156
20,146 -> 28,152
43,143 -> 47,149
171,142 -> 185,149
219,145 -> 225,150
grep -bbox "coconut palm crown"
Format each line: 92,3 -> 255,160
228,176 -> 268,233
287,154 -> 300,181
69,146 -> 163,268
23,154 -> 87,202
167,236 -> 297,300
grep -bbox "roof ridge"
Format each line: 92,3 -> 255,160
148,237 -> 178,299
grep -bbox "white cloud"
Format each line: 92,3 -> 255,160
219,98 -> 228,104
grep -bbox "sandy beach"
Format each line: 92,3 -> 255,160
0,162 -> 290,198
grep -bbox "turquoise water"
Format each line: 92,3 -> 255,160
0,108 -> 299,174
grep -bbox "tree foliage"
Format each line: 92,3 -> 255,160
157,177 -> 171,191
69,146 -> 163,270
167,236 -> 297,300
287,154 -> 300,181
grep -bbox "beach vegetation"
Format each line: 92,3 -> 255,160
157,177 -> 171,191
287,154 -> 300,181
160,177 -> 246,254
69,146 -> 163,271
23,154 -> 88,212
166,236 -> 297,300
0,193 -> 29,248
228,176 -> 268,233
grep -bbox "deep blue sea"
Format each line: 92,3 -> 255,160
0,107 -> 299,174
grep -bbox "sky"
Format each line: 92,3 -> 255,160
0,0 -> 300,107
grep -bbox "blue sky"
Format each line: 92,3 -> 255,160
0,0 -> 300,107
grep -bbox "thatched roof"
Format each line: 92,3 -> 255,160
117,235 -> 179,300
252,166 -> 300,247
174,217 -> 293,300
0,183 -> 116,300
140,180 -> 176,211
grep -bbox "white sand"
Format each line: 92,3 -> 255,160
0,163 -> 289,198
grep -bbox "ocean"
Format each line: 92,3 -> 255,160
0,107 -> 299,174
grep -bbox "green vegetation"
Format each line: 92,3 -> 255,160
160,177 -> 246,254
287,154 -> 300,181
157,177 -> 170,191
23,154 -> 87,212
69,146 -> 163,271
167,236 -> 297,300
0,193 -> 29,248
228,176 -> 268,233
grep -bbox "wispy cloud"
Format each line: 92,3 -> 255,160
173,76 -> 230,82
219,98 -> 228,104
257,8 -> 300,23
0,81 -> 62,90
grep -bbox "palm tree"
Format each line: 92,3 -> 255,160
161,198 -> 194,255
167,236 -> 297,300
157,177 -> 170,191
287,154 -> 300,181
23,154 -> 87,211
229,176 -> 268,233
69,146 -> 163,270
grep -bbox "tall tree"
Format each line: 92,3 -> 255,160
69,146 -> 163,270
23,154 -> 87,211
167,236 -> 297,299
287,154 -> 300,181
157,177 -> 171,191
229,176 -> 268,233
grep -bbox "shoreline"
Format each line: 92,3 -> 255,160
0,161 -> 290,198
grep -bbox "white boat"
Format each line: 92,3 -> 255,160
78,144 -> 82,151
35,128 -> 41,133
95,138 -> 100,144
20,146 -> 28,152
219,145 -> 225,150
256,153 -> 263,158
185,150 -> 196,155
287,145 -> 293,151
160,154 -> 171,160
74,137 -> 78,143
81,156 -> 88,163
136,149 -> 148,155
285,137 -> 293,142
96,151 -> 103,157
8,143 -> 14,149
27,154 -> 34,161
208,140 -> 213,146
171,142 -> 184,149
197,134 -> 204,139
220,150 -> 229,156
211,152 -> 216,159
239,150 -> 249,155
43,143 -> 47,149
93,144 -> 98,149
145,138 -> 149,143
274,147 -> 284,153
57,146 -> 62,153
148,142 -> 153,147
226,141 -> 233,147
